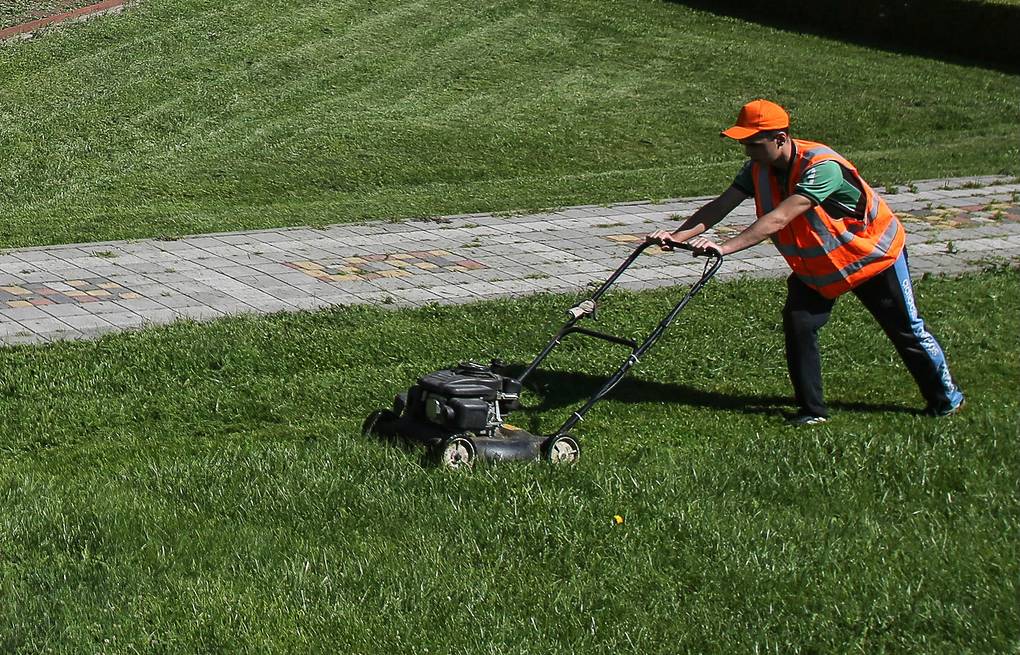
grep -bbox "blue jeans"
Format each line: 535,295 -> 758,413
782,249 -> 964,417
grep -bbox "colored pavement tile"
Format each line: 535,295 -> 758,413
283,250 -> 488,283
0,277 -> 142,309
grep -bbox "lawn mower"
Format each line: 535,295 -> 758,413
361,239 -> 723,468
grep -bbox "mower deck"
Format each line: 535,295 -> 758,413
363,410 -> 578,468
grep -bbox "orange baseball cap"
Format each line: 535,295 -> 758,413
721,99 -> 790,140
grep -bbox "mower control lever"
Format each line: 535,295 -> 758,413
565,299 -> 596,320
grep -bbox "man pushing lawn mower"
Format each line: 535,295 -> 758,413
647,99 -> 965,424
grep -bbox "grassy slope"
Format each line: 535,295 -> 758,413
0,270 -> 1017,652
0,0 -> 1017,248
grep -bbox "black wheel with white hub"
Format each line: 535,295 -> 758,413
544,434 -> 580,464
436,435 -> 476,469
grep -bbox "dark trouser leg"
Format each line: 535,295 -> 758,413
851,250 -> 964,412
783,274 -> 836,417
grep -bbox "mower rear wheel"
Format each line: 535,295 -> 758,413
436,435 -> 476,469
544,434 -> 580,464
361,409 -> 397,438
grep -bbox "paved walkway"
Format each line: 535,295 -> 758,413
1,175 -> 1018,346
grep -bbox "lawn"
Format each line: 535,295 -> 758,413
0,0 -> 1017,248
1,268 -> 1017,652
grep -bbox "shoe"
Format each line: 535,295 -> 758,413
926,399 -> 966,417
786,413 -> 828,426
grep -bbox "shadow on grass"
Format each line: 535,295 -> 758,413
504,365 -> 916,419
667,0 -> 1020,75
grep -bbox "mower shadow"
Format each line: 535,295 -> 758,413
499,364 -> 916,420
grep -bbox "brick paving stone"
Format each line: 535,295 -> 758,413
427,284 -> 476,299
391,288 -> 443,304
152,294 -> 205,309
59,313 -> 115,332
3,333 -> 50,345
136,308 -> 182,325
101,312 -> 148,329
174,306 -> 227,321
20,316 -> 72,333
1,306 -> 50,322
40,303 -> 92,318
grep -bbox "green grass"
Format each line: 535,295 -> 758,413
0,0 -> 1017,248
1,269 -> 1017,652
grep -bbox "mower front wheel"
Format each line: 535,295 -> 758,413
436,435 -> 476,470
361,409 -> 398,438
544,434 -> 580,464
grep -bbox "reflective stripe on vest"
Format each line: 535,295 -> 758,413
793,218 -> 902,289
752,139 -> 905,298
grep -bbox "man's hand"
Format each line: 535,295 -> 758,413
685,236 -> 724,257
646,229 -> 684,250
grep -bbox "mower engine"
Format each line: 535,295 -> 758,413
394,361 -> 522,436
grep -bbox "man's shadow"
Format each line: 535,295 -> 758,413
496,363 -> 916,429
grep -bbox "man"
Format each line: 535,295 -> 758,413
647,99 -> 964,424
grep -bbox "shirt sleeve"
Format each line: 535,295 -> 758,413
793,160 -> 843,205
731,160 -> 754,195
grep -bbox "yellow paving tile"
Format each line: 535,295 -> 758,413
120,292 -> 142,300
377,269 -> 411,278
66,280 -> 89,288
98,282 -> 123,289
293,261 -> 324,270
7,300 -> 32,308
428,249 -> 450,256
390,253 -> 414,260
417,262 -> 439,270
346,257 -> 366,264
87,290 -> 113,297
1,286 -> 31,296
328,274 -> 360,282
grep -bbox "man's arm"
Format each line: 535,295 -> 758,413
687,193 -> 812,256
646,185 -> 749,246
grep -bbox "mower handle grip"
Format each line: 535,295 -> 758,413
654,238 -> 722,259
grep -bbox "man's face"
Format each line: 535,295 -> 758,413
740,131 -> 786,166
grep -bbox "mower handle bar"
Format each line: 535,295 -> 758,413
518,239 -> 723,394
592,239 -> 718,302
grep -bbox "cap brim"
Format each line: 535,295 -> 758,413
720,125 -> 759,140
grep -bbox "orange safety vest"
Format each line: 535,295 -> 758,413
751,139 -> 905,299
